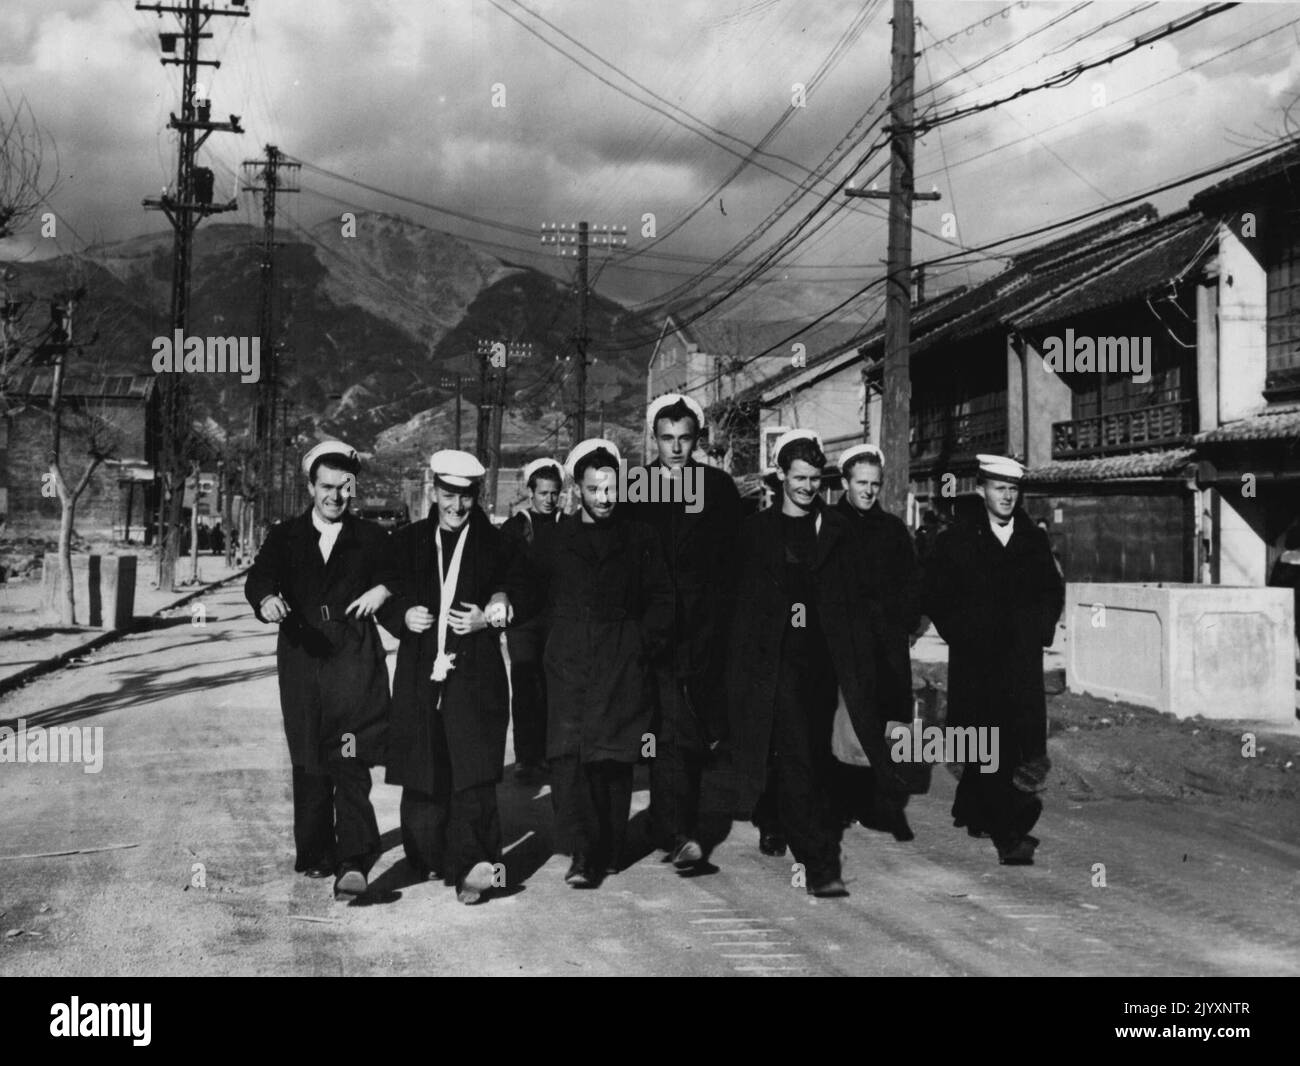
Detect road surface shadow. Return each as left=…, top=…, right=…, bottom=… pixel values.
left=0, top=660, right=279, bottom=731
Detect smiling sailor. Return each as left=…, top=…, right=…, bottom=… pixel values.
left=376, top=448, right=519, bottom=905
left=245, top=439, right=394, bottom=902
left=921, top=453, right=1065, bottom=866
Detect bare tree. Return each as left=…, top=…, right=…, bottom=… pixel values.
left=46, top=281, right=121, bottom=626
left=0, top=91, right=59, bottom=241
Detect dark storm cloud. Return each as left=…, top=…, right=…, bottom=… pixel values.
left=0, top=1, right=1296, bottom=308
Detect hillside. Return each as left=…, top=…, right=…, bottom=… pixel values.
left=2, top=212, right=662, bottom=494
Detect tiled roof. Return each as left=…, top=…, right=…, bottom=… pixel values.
left=1195, top=406, right=1300, bottom=444
left=725, top=203, right=1211, bottom=409
left=1012, top=214, right=1215, bottom=329
left=1025, top=448, right=1196, bottom=484
left=1190, top=141, right=1300, bottom=208
left=915, top=209, right=1186, bottom=354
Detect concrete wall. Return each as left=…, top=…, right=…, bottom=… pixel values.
left=1218, top=491, right=1267, bottom=586
left=1019, top=337, right=1073, bottom=467
left=1196, top=279, right=1219, bottom=431
left=1067, top=580, right=1294, bottom=723
left=1216, top=226, right=1268, bottom=422
left=766, top=360, right=867, bottom=457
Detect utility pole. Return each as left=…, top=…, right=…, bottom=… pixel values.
left=241, top=143, right=299, bottom=536
left=138, top=0, right=247, bottom=591
left=540, top=221, right=626, bottom=442
left=474, top=340, right=492, bottom=459
left=845, top=0, right=939, bottom=520
left=437, top=372, right=465, bottom=449
left=475, top=340, right=534, bottom=517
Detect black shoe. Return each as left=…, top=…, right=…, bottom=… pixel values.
left=996, top=837, right=1037, bottom=866
left=565, top=857, right=594, bottom=887
left=809, top=877, right=850, bottom=898
left=759, top=832, right=787, bottom=857
left=863, top=811, right=914, bottom=842
left=302, top=863, right=333, bottom=879
left=887, top=812, right=915, bottom=842
left=334, top=866, right=367, bottom=900
left=966, top=826, right=989, bottom=839
left=670, top=838, right=704, bottom=869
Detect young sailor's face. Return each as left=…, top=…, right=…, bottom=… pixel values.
left=845, top=462, right=882, bottom=512
left=436, top=486, right=475, bottom=532
left=579, top=466, right=617, bottom=521
left=654, top=418, right=697, bottom=470
left=981, top=478, right=1019, bottom=522
left=781, top=459, right=822, bottom=510
left=311, top=467, right=353, bottom=523
left=531, top=477, right=560, bottom=515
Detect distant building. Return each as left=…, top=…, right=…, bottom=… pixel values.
left=1187, top=142, right=1300, bottom=587
left=0, top=370, right=159, bottom=540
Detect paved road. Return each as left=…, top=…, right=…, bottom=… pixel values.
left=1, top=584, right=1296, bottom=976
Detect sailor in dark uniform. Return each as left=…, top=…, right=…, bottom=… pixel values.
left=922, top=454, right=1065, bottom=865
left=500, top=457, right=564, bottom=786
left=245, top=440, right=393, bottom=901
left=376, top=450, right=518, bottom=904
left=523, top=439, right=673, bottom=888
left=623, top=393, right=741, bottom=869
left=831, top=443, right=924, bottom=841
left=726, top=430, right=888, bottom=898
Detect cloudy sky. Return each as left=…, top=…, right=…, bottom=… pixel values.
left=1, top=0, right=1298, bottom=319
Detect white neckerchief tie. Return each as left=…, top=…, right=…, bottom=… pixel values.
left=432, top=523, right=470, bottom=683
left=311, top=509, right=343, bottom=562
left=989, top=514, right=1013, bottom=547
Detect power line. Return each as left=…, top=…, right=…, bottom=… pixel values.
left=912, top=3, right=1240, bottom=136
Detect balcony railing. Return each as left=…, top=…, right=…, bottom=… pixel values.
left=1051, top=399, right=1194, bottom=459
left=911, top=405, right=1006, bottom=461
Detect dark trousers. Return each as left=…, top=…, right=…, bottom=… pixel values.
left=952, top=763, right=1042, bottom=848
left=509, top=661, right=548, bottom=768
left=650, top=742, right=704, bottom=849
left=550, top=755, right=633, bottom=869
left=832, top=763, right=910, bottom=825
left=400, top=783, right=501, bottom=887
left=398, top=700, right=501, bottom=885
left=754, top=651, right=842, bottom=885
left=291, top=760, right=379, bottom=873
left=507, top=623, right=548, bottom=767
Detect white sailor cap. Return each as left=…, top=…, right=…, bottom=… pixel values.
left=838, top=442, right=885, bottom=472
left=976, top=453, right=1026, bottom=484
left=772, top=428, right=824, bottom=468
left=301, top=439, right=358, bottom=478
left=647, top=393, right=706, bottom=431
left=430, top=449, right=486, bottom=488
left=522, top=456, right=564, bottom=485
left=565, top=438, right=622, bottom=480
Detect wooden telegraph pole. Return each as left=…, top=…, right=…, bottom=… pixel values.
left=539, top=221, right=626, bottom=443
left=138, top=0, right=247, bottom=590
left=845, top=0, right=939, bottom=520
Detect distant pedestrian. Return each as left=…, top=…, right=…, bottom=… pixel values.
left=500, top=457, right=565, bottom=786
left=922, top=455, right=1064, bottom=866
left=245, top=440, right=394, bottom=901
left=377, top=450, right=518, bottom=905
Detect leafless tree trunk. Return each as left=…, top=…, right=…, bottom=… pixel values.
left=47, top=290, right=109, bottom=626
